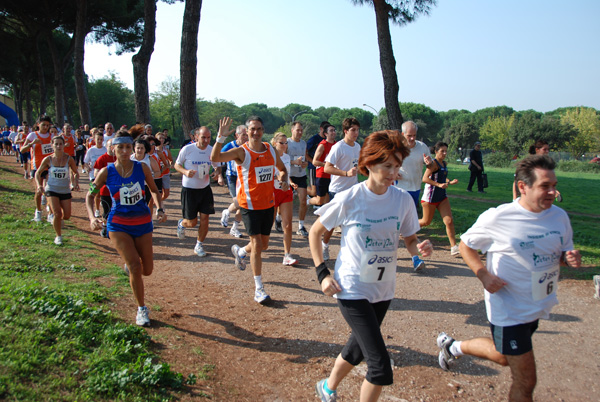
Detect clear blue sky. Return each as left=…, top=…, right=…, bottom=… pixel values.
left=84, top=0, right=600, bottom=113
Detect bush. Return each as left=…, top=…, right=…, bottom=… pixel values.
left=483, top=151, right=513, bottom=168
left=557, top=160, right=600, bottom=173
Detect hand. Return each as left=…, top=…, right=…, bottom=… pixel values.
left=217, top=117, right=234, bottom=141
left=36, top=186, right=44, bottom=194
left=186, top=169, right=197, bottom=178
left=301, top=160, right=309, bottom=168
left=479, top=271, right=507, bottom=293
left=156, top=210, right=167, bottom=223
left=32, top=138, right=41, bottom=144
left=321, top=276, right=342, bottom=297
left=217, top=175, right=225, bottom=186
left=347, top=167, right=357, bottom=177
left=449, top=179, right=458, bottom=185
left=423, top=154, right=432, bottom=165
left=417, top=239, right=433, bottom=257
left=439, top=183, right=449, bottom=189
left=72, top=183, right=80, bottom=191
left=210, top=170, right=219, bottom=180
left=564, top=250, right=581, bottom=268
left=280, top=181, right=290, bottom=192
left=90, top=218, right=103, bottom=231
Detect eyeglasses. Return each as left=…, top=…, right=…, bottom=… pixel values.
left=278, top=142, right=288, bottom=145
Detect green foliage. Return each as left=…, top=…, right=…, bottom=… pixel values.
left=556, top=160, right=600, bottom=173
left=483, top=151, right=513, bottom=168
left=150, top=76, right=182, bottom=140
left=87, top=72, right=136, bottom=127
left=479, top=114, right=516, bottom=154
left=560, top=107, right=600, bottom=159
left=399, top=102, right=443, bottom=144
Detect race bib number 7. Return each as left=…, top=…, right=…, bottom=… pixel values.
left=531, top=266, right=559, bottom=301
left=119, top=182, right=143, bottom=206
left=52, top=167, right=68, bottom=179
left=255, top=166, right=273, bottom=184
left=359, top=251, right=397, bottom=283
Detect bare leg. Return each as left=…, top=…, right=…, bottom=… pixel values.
left=437, top=198, right=457, bottom=247
left=296, top=187, right=307, bottom=221
left=48, top=197, right=62, bottom=236
left=460, top=337, right=508, bottom=366
left=197, top=213, right=209, bottom=242
left=418, top=202, right=435, bottom=227
left=280, top=201, right=293, bottom=254
left=506, top=351, right=536, bottom=402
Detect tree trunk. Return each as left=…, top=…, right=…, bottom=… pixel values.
left=180, top=0, right=202, bottom=137
left=132, top=0, right=156, bottom=124
left=46, top=30, right=74, bottom=127
left=35, top=35, right=48, bottom=117
left=73, top=0, right=92, bottom=126
left=373, top=0, right=403, bottom=130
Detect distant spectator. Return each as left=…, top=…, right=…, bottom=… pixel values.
left=467, top=142, right=484, bottom=193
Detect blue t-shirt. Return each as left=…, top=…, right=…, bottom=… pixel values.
left=222, top=140, right=240, bottom=177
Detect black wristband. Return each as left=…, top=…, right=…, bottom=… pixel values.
left=157, top=208, right=164, bottom=213
left=315, top=262, right=331, bottom=284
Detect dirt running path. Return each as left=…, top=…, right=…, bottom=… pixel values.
left=5, top=156, right=599, bottom=401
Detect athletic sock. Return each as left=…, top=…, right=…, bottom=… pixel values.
left=323, top=379, right=335, bottom=394
left=254, top=275, right=263, bottom=289
left=299, top=220, right=305, bottom=229
left=232, top=220, right=239, bottom=230
left=450, top=341, right=463, bottom=357
left=275, top=214, right=281, bottom=222
left=322, top=241, right=329, bottom=249
left=196, top=240, right=202, bottom=247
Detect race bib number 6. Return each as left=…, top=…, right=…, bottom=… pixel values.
left=359, top=251, right=397, bottom=283
left=119, top=182, right=143, bottom=206
left=531, top=266, right=560, bottom=301
left=255, top=166, right=273, bottom=184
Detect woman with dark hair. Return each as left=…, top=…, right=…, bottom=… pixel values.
left=87, top=131, right=166, bottom=327
left=35, top=135, right=79, bottom=245
left=309, top=130, right=432, bottom=402
left=131, top=137, right=160, bottom=204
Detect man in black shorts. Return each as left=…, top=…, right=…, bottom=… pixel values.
left=286, top=121, right=309, bottom=237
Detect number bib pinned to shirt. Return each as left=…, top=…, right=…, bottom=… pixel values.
left=359, top=250, right=397, bottom=283
left=531, top=265, right=560, bottom=301
left=255, top=166, right=273, bottom=184
left=119, top=182, right=143, bottom=206
left=42, top=143, right=53, bottom=155
left=51, top=167, right=68, bottom=180
left=197, top=163, right=209, bottom=177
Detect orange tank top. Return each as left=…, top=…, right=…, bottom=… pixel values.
left=63, top=134, right=75, bottom=157
left=31, top=131, right=53, bottom=170
left=236, top=142, right=276, bottom=210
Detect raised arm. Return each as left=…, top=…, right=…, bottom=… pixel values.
left=211, top=117, right=244, bottom=164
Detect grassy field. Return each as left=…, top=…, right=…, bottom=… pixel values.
left=0, top=171, right=197, bottom=400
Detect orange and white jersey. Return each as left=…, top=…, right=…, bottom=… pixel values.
left=27, top=131, right=54, bottom=170
left=149, top=153, right=161, bottom=178
left=236, top=142, right=277, bottom=210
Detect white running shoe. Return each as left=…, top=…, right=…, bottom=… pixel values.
left=94, top=210, right=101, bottom=218
left=176, top=219, right=185, bottom=239
left=450, top=245, right=460, bottom=256
left=136, top=306, right=150, bottom=327
left=296, top=226, right=309, bottom=238
left=54, top=236, right=63, bottom=246
left=194, top=243, right=207, bottom=257
left=231, top=244, right=246, bottom=271
left=229, top=226, right=242, bottom=238
left=315, top=379, right=337, bottom=402
left=254, top=287, right=271, bottom=305
left=220, top=209, right=229, bottom=228
left=283, top=254, right=298, bottom=266
left=47, top=213, right=54, bottom=224
left=437, top=332, right=456, bottom=371
left=33, top=210, right=42, bottom=222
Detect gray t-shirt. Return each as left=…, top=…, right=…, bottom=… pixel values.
left=287, top=138, right=307, bottom=177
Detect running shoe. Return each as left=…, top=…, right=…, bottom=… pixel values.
left=194, top=243, right=207, bottom=257
left=283, top=254, right=298, bottom=266
left=297, top=226, right=309, bottom=238
left=315, top=379, right=337, bottom=402
left=54, top=236, right=63, bottom=246
left=101, top=225, right=109, bottom=238
left=136, top=306, right=150, bottom=327
left=323, top=245, right=330, bottom=261
left=41, top=194, right=46, bottom=206
left=593, top=275, right=600, bottom=300
left=220, top=209, right=229, bottom=228
left=176, top=219, right=185, bottom=239
left=123, top=264, right=130, bottom=276
left=33, top=210, right=42, bottom=222
left=413, top=256, right=425, bottom=272
left=254, top=287, right=271, bottom=305
left=231, top=244, right=246, bottom=271
left=94, top=210, right=101, bottom=218
left=437, top=332, right=456, bottom=371
left=275, top=218, right=283, bottom=233
left=47, top=213, right=54, bottom=224
left=450, top=245, right=460, bottom=256
left=229, top=226, right=242, bottom=238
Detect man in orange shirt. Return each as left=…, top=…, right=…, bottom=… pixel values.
left=211, top=116, right=288, bottom=305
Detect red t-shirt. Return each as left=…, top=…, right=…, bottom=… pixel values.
left=94, top=153, right=117, bottom=196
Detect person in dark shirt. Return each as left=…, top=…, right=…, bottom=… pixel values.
left=467, top=142, right=484, bottom=193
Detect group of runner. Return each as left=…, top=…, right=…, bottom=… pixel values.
left=14, top=114, right=583, bottom=402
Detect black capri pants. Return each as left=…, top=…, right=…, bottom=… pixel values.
left=338, top=298, right=393, bottom=386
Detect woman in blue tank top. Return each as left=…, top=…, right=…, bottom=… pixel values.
left=35, top=135, right=80, bottom=246
left=86, top=131, right=167, bottom=327
left=419, top=141, right=460, bottom=257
